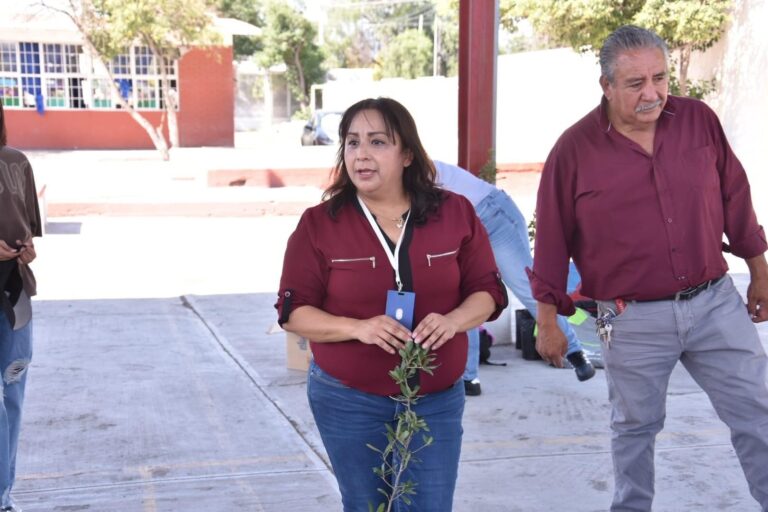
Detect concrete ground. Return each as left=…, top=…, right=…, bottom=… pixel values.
left=9, top=146, right=767, bottom=511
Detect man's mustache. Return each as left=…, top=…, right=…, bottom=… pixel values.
left=635, top=99, right=663, bottom=113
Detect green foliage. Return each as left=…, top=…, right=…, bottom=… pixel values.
left=502, top=0, right=730, bottom=96
left=292, top=104, right=312, bottom=122
left=324, top=0, right=457, bottom=75
left=351, top=0, right=435, bottom=45
left=325, top=31, right=375, bottom=69
left=478, top=149, right=497, bottom=184
left=258, top=1, right=325, bottom=108
left=633, top=0, right=729, bottom=53
left=669, top=75, right=716, bottom=100
left=368, top=340, right=437, bottom=512
left=499, top=0, right=645, bottom=53
left=374, top=29, right=433, bottom=80
left=432, top=0, right=459, bottom=76
left=216, top=0, right=264, bottom=58
left=528, top=212, right=536, bottom=246
left=84, top=0, right=220, bottom=60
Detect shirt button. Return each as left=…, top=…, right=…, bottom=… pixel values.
left=678, top=276, right=686, bottom=280
left=667, top=218, right=673, bottom=223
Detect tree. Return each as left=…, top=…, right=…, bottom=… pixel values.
left=634, top=0, right=729, bottom=96
left=375, top=29, right=433, bottom=80
left=43, top=0, right=220, bottom=160
left=216, top=0, right=264, bottom=59
left=500, top=0, right=730, bottom=97
left=318, top=0, right=462, bottom=77
left=499, top=0, right=645, bottom=52
left=325, top=30, right=376, bottom=69
left=258, top=1, right=325, bottom=112
left=433, top=0, right=459, bottom=76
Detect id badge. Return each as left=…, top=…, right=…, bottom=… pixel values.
left=385, top=290, right=416, bottom=330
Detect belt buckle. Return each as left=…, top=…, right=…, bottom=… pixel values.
left=675, top=279, right=711, bottom=301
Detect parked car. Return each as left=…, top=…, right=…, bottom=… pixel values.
left=301, top=110, right=343, bottom=146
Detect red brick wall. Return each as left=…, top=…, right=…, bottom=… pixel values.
left=4, top=46, right=234, bottom=149
left=178, top=46, right=234, bottom=147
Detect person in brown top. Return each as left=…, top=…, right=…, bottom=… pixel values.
left=530, top=25, right=768, bottom=511
left=0, top=99, right=42, bottom=512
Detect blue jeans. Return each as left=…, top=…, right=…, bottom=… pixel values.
left=474, top=189, right=584, bottom=356
left=0, top=315, right=32, bottom=509
left=307, top=361, right=465, bottom=512
left=462, top=328, right=480, bottom=381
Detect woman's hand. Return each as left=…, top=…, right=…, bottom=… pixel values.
left=353, top=315, right=412, bottom=355
left=16, top=239, right=36, bottom=265
left=412, top=313, right=459, bottom=351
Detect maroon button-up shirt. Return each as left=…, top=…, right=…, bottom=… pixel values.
left=530, top=95, right=767, bottom=316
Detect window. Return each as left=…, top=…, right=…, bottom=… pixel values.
left=0, top=42, right=20, bottom=106
left=110, top=51, right=131, bottom=75
left=136, top=79, right=158, bottom=108
left=135, top=46, right=156, bottom=75
left=0, top=41, right=178, bottom=111
left=0, top=43, right=17, bottom=72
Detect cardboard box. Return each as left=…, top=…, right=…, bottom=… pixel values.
left=285, top=331, right=312, bottom=371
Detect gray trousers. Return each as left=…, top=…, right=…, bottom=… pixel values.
left=598, top=275, right=768, bottom=512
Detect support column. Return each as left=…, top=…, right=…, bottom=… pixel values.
left=458, top=0, right=498, bottom=176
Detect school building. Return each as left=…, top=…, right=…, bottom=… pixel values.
left=0, top=5, right=256, bottom=150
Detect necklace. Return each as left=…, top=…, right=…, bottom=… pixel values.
left=372, top=209, right=409, bottom=229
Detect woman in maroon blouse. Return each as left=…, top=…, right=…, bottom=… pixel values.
left=275, top=97, right=507, bottom=511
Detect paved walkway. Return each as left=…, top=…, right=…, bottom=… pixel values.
left=10, top=147, right=766, bottom=511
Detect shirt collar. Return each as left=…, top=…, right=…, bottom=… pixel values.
left=598, top=95, right=612, bottom=133
left=598, top=94, right=677, bottom=134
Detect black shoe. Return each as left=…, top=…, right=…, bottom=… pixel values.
left=566, top=351, right=596, bottom=382
left=464, top=379, right=482, bottom=396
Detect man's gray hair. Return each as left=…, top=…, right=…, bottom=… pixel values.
left=599, top=25, right=669, bottom=83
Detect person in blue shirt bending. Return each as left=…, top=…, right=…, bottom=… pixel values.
left=434, top=160, right=595, bottom=395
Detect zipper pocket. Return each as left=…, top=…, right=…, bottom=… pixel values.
left=330, top=256, right=376, bottom=269
left=426, top=249, right=458, bottom=267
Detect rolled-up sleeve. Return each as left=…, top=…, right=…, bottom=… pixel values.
left=457, top=197, right=508, bottom=321
left=529, top=140, right=577, bottom=316
left=274, top=210, right=327, bottom=325
left=713, top=111, right=768, bottom=259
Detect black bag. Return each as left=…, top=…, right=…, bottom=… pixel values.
left=515, top=309, right=541, bottom=361
left=479, top=327, right=506, bottom=366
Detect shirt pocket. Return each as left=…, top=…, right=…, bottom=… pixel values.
left=327, top=255, right=379, bottom=299
left=675, top=144, right=718, bottom=190
left=425, top=248, right=459, bottom=268
left=329, top=256, right=377, bottom=270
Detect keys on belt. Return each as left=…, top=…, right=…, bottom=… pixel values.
left=596, top=307, right=616, bottom=347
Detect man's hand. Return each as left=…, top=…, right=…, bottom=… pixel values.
left=535, top=301, right=568, bottom=366
left=746, top=255, right=768, bottom=323
left=536, top=323, right=568, bottom=367
left=747, top=275, right=768, bottom=323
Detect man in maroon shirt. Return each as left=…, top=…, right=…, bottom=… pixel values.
left=530, top=25, right=768, bottom=511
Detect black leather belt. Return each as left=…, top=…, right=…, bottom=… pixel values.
left=636, top=276, right=724, bottom=302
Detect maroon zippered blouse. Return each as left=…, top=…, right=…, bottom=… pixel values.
left=276, top=191, right=507, bottom=395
